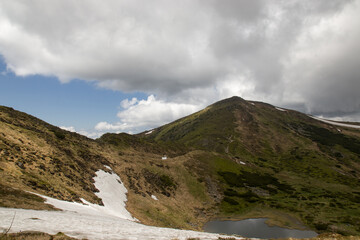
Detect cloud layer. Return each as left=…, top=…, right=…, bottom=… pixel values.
left=1, top=0, right=359, bottom=134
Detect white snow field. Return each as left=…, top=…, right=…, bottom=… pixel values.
left=311, top=116, right=360, bottom=129
left=0, top=167, right=243, bottom=240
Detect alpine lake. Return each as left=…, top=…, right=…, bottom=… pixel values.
left=204, top=218, right=318, bottom=239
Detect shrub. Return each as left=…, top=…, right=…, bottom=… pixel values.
left=223, top=197, right=239, bottom=205
left=53, top=130, right=65, bottom=140
left=224, top=188, right=241, bottom=197
left=314, top=222, right=329, bottom=231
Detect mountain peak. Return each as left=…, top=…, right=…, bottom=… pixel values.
left=211, top=96, right=246, bottom=106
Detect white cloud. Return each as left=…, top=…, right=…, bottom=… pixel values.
left=95, top=122, right=125, bottom=131
left=95, top=95, right=201, bottom=133
left=120, top=98, right=138, bottom=109
left=59, top=126, right=76, bottom=132
left=58, top=126, right=104, bottom=139
left=77, top=130, right=104, bottom=139
left=0, top=0, right=221, bottom=90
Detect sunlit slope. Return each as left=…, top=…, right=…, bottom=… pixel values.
left=0, top=106, right=215, bottom=231
left=0, top=106, right=114, bottom=207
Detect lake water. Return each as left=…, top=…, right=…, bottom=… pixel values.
left=204, top=218, right=318, bottom=239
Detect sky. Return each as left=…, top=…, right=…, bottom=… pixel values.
left=0, top=0, right=359, bottom=138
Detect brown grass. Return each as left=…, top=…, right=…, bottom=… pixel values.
left=0, top=231, right=77, bottom=240
left=0, top=106, right=217, bottom=230
left=110, top=148, right=215, bottom=230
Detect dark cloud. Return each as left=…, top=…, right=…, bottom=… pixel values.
left=282, top=0, right=360, bottom=116
left=211, top=0, right=266, bottom=22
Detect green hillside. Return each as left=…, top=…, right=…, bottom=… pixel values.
left=140, top=96, right=360, bottom=235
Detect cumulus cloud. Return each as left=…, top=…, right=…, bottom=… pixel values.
left=120, top=98, right=138, bottom=109
left=95, top=95, right=201, bottom=133
left=0, top=0, right=359, bottom=132
left=0, top=0, right=222, bottom=92
left=77, top=130, right=104, bottom=139
left=59, top=126, right=76, bottom=132
left=58, top=126, right=103, bottom=139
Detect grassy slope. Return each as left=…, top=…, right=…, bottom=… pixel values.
left=97, top=134, right=215, bottom=230
left=0, top=106, right=214, bottom=231
left=141, top=97, right=360, bottom=235
left=0, top=106, right=114, bottom=207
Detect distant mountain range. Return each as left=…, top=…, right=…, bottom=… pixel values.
left=1, top=96, right=360, bottom=236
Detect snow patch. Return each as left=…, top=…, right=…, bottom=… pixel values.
left=36, top=168, right=135, bottom=221
left=151, top=195, right=158, bottom=201
left=311, top=116, right=360, bottom=129
left=145, top=130, right=154, bottom=135
left=275, top=107, right=286, bottom=112
left=93, top=169, right=135, bottom=221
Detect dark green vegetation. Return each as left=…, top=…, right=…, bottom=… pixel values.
left=1, top=96, right=360, bottom=236
left=291, top=123, right=360, bottom=155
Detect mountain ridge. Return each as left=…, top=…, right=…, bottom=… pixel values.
left=1, top=97, right=360, bottom=236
